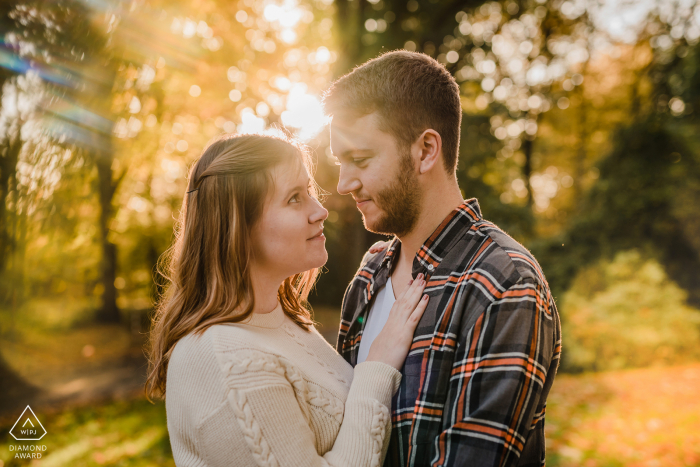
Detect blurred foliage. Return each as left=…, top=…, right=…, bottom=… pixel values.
left=534, top=37, right=700, bottom=308
left=0, top=0, right=698, bottom=387
left=560, top=250, right=700, bottom=372
left=534, top=114, right=700, bottom=301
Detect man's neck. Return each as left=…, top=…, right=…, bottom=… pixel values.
left=397, top=183, right=464, bottom=270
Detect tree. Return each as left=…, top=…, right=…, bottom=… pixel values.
left=535, top=3, right=700, bottom=305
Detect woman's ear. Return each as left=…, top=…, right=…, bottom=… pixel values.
left=416, top=129, right=442, bottom=174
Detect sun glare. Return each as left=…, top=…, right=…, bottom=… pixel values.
left=281, top=84, right=326, bottom=141
left=238, top=108, right=266, bottom=134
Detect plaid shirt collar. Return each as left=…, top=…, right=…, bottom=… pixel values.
left=348, top=198, right=483, bottom=333
left=381, top=197, right=482, bottom=277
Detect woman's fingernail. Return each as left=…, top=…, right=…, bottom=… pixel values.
left=423, top=294, right=428, bottom=300
left=408, top=279, right=413, bottom=285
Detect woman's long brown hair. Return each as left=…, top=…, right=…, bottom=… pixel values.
left=145, top=133, right=320, bottom=400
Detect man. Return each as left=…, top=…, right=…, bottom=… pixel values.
left=323, top=50, right=562, bottom=467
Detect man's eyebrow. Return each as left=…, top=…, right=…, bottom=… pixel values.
left=338, top=149, right=375, bottom=160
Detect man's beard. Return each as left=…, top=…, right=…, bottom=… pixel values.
left=363, top=150, right=421, bottom=237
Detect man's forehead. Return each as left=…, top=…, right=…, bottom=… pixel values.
left=329, top=122, right=363, bottom=152
left=330, top=113, right=385, bottom=152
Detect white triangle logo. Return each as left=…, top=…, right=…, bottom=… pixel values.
left=9, top=406, right=47, bottom=441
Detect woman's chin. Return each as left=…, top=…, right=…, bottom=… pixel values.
left=288, top=252, right=327, bottom=276
left=311, top=251, right=328, bottom=269
left=308, top=250, right=328, bottom=270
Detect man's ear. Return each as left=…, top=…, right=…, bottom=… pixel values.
left=415, top=129, right=442, bottom=174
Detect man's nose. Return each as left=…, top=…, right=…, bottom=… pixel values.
left=337, top=166, right=361, bottom=196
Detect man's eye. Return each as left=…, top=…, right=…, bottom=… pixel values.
left=353, top=158, right=368, bottom=165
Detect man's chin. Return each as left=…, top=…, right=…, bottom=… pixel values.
left=362, top=215, right=393, bottom=236
left=361, top=210, right=416, bottom=237
left=359, top=209, right=379, bottom=230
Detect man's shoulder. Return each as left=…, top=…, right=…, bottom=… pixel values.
left=346, top=246, right=387, bottom=288
left=343, top=243, right=387, bottom=302
left=466, top=218, right=548, bottom=288
left=359, top=246, right=386, bottom=270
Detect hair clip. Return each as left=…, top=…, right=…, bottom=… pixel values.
left=187, top=188, right=198, bottom=194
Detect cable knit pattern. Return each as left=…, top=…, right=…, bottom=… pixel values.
left=282, top=322, right=350, bottom=385
left=165, top=303, right=402, bottom=467
left=228, top=389, right=280, bottom=467
left=369, top=401, right=390, bottom=467
left=219, top=348, right=344, bottom=423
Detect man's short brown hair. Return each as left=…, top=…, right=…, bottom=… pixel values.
left=323, top=50, right=462, bottom=174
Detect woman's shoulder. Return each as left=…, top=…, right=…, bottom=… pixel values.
left=170, top=328, right=215, bottom=367
left=169, top=325, right=273, bottom=374
left=205, top=325, right=287, bottom=373
left=168, top=326, right=286, bottom=394
left=206, top=323, right=277, bottom=355
left=166, top=330, right=224, bottom=409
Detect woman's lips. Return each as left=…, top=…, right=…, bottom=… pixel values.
left=308, top=231, right=325, bottom=241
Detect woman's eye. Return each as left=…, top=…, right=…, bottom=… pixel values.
left=289, top=194, right=300, bottom=204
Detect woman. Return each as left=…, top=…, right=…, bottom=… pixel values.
left=146, top=133, right=429, bottom=467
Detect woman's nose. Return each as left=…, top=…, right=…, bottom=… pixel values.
left=310, top=198, right=328, bottom=224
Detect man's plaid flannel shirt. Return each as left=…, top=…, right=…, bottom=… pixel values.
left=337, top=199, right=562, bottom=467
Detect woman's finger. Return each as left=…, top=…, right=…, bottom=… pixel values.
left=400, top=275, right=426, bottom=317
left=407, top=294, right=429, bottom=326
left=369, top=240, right=391, bottom=253
left=394, top=274, right=417, bottom=306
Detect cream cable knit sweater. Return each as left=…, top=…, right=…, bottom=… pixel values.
left=165, top=303, right=402, bottom=467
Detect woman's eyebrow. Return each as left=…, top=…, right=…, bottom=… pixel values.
left=283, top=177, right=311, bottom=199
left=283, top=185, right=303, bottom=198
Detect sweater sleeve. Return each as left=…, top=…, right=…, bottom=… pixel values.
left=215, top=348, right=401, bottom=467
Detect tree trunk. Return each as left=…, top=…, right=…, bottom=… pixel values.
left=0, top=111, right=23, bottom=308
left=80, top=52, right=121, bottom=324
left=95, top=147, right=120, bottom=323
left=522, top=133, right=535, bottom=208
left=574, top=81, right=587, bottom=202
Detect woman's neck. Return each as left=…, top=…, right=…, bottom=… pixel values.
left=250, top=265, right=283, bottom=314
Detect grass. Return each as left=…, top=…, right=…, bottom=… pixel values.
left=545, top=364, right=700, bottom=467
left=0, top=363, right=698, bottom=466
left=0, top=398, right=173, bottom=467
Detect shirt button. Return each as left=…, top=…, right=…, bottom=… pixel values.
left=427, top=264, right=434, bottom=271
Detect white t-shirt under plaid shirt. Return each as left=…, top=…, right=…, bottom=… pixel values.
left=357, top=277, right=397, bottom=364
